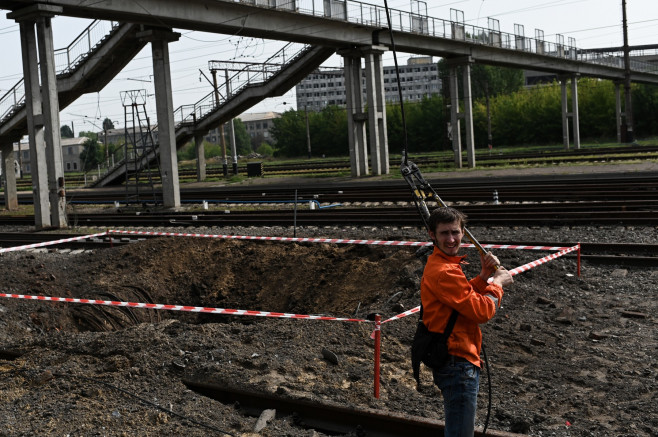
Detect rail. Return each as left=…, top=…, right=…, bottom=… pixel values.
left=0, top=20, right=120, bottom=124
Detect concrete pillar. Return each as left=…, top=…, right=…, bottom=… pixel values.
left=36, top=14, right=66, bottom=228
left=571, top=74, right=580, bottom=149
left=341, top=50, right=368, bottom=177
left=15, top=13, right=52, bottom=228
left=462, top=63, right=476, bottom=168
left=139, top=28, right=181, bottom=208
left=449, top=66, right=462, bottom=168
left=615, top=82, right=623, bottom=143
left=363, top=45, right=389, bottom=175
left=224, top=69, right=238, bottom=175
left=560, top=76, right=570, bottom=148
left=1, top=142, right=18, bottom=210
left=194, top=132, right=206, bottom=181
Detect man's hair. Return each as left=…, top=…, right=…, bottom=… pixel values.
left=428, top=207, right=467, bottom=232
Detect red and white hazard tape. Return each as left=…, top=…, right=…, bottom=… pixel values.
left=0, top=231, right=579, bottom=327
left=0, top=293, right=368, bottom=323
left=0, top=232, right=108, bottom=254
left=382, top=244, right=580, bottom=324
left=107, top=229, right=572, bottom=251
left=506, top=244, right=580, bottom=276
left=108, top=229, right=432, bottom=247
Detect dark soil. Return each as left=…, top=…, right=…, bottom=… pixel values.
left=0, top=224, right=656, bottom=437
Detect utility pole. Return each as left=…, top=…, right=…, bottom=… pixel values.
left=305, top=105, right=311, bottom=158
left=622, top=0, right=634, bottom=143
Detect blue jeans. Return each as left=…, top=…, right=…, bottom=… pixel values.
left=432, top=360, right=480, bottom=437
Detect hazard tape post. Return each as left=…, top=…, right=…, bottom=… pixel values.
left=373, top=315, right=382, bottom=398
left=0, top=230, right=582, bottom=399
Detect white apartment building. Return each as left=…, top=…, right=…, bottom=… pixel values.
left=13, top=137, right=87, bottom=175
left=296, top=56, right=441, bottom=111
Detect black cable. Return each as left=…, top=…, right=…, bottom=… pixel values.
left=482, top=344, right=492, bottom=434
left=382, top=0, right=410, bottom=167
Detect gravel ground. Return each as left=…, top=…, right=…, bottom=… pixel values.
left=0, top=220, right=656, bottom=437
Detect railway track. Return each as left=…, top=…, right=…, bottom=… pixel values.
left=82, top=172, right=658, bottom=204
left=6, top=146, right=658, bottom=190
left=182, top=379, right=523, bottom=437
left=0, top=200, right=656, bottom=227
left=3, top=173, right=657, bottom=227
left=2, top=233, right=657, bottom=267
left=5, top=171, right=658, bottom=206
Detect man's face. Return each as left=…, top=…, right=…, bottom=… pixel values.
left=429, top=220, right=463, bottom=257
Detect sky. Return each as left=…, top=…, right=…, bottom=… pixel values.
left=0, top=0, right=656, bottom=136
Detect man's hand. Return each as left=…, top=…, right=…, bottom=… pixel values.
left=491, top=266, right=514, bottom=287
left=479, top=251, right=500, bottom=281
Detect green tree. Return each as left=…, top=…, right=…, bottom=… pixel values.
left=79, top=131, right=98, bottom=142
left=102, top=118, right=115, bottom=131
left=60, top=124, right=74, bottom=138
left=310, top=105, right=348, bottom=156
left=79, top=137, right=104, bottom=171
left=271, top=110, right=308, bottom=157
left=632, top=84, right=658, bottom=137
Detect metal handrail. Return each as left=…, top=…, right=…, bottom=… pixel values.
left=172, top=42, right=310, bottom=128
left=0, top=20, right=120, bottom=124
left=240, top=0, right=658, bottom=75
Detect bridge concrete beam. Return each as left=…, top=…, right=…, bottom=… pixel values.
left=194, top=131, right=206, bottom=182
left=36, top=13, right=67, bottom=228
left=446, top=57, right=477, bottom=169
left=1, top=0, right=374, bottom=47
left=558, top=74, right=581, bottom=150
left=362, top=45, right=388, bottom=176
left=341, top=49, right=368, bottom=177
left=17, top=18, right=51, bottom=228
left=10, top=4, right=68, bottom=228
left=3, top=0, right=657, bottom=87
left=139, top=27, right=181, bottom=208
left=1, top=141, right=18, bottom=210
left=385, top=33, right=658, bottom=85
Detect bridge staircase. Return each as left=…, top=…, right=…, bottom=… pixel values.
left=0, top=20, right=147, bottom=145
left=91, top=43, right=335, bottom=187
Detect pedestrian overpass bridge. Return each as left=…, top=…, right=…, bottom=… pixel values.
left=1, top=0, right=657, bottom=228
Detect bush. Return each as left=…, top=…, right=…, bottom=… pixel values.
left=256, top=143, right=275, bottom=157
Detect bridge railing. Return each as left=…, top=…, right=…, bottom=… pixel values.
left=578, top=52, right=658, bottom=73
left=236, top=0, right=657, bottom=75
left=54, top=20, right=120, bottom=74
left=172, top=42, right=309, bottom=129
left=0, top=79, right=25, bottom=124
left=0, top=20, right=119, bottom=125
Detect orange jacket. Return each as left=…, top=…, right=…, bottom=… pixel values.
left=420, top=248, right=503, bottom=368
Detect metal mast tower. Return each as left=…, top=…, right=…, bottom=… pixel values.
left=120, top=90, right=159, bottom=204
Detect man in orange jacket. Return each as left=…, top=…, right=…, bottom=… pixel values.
left=421, top=207, right=513, bottom=436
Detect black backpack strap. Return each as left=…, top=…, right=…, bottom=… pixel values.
left=441, top=309, right=459, bottom=340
